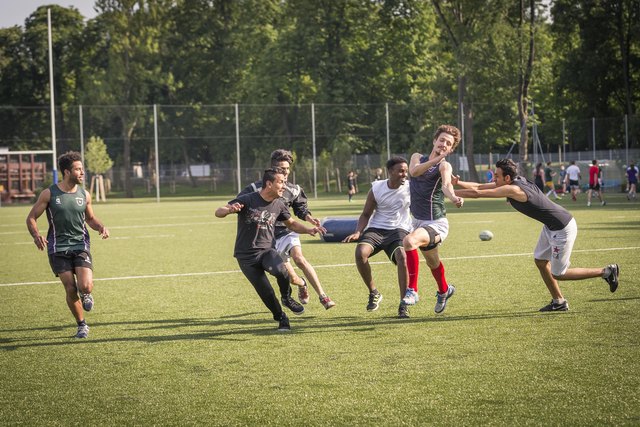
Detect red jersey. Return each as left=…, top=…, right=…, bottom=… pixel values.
left=589, top=165, right=599, bottom=185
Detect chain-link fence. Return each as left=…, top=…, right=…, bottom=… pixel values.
left=1, top=104, right=638, bottom=201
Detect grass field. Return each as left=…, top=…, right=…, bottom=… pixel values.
left=1, top=192, right=639, bottom=425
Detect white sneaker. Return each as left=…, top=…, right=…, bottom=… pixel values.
left=75, top=324, right=89, bottom=338
left=402, top=288, right=419, bottom=305
left=434, top=285, right=455, bottom=314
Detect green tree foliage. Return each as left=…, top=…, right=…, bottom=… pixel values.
left=85, top=136, right=114, bottom=174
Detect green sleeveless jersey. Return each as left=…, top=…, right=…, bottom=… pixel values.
left=46, top=184, right=90, bottom=254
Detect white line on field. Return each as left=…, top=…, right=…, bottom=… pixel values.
left=2, top=246, right=638, bottom=288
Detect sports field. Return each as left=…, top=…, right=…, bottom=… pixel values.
left=1, top=194, right=639, bottom=425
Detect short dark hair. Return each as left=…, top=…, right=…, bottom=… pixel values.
left=592, top=159, right=598, bottom=165
left=496, top=158, right=518, bottom=180
left=262, top=167, right=285, bottom=187
left=386, top=156, right=408, bottom=171
left=270, top=149, right=294, bottom=166
left=58, top=151, right=82, bottom=175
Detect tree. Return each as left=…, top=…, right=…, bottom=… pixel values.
left=85, top=136, right=113, bottom=174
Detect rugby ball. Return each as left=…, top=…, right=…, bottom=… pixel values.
left=479, top=230, right=493, bottom=241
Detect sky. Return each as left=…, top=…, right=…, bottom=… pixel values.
left=0, top=0, right=97, bottom=28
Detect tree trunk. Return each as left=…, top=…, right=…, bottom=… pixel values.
left=120, top=115, right=136, bottom=198
left=465, top=105, right=479, bottom=182
left=183, top=141, right=197, bottom=187
left=517, top=0, right=535, bottom=162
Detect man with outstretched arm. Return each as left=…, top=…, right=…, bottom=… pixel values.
left=216, top=167, right=326, bottom=331
left=342, top=157, right=412, bottom=318
left=454, top=158, right=619, bottom=312
left=402, top=124, right=464, bottom=315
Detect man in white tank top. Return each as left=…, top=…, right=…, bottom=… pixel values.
left=343, top=157, right=413, bottom=318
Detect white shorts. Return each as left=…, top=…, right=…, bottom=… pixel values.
left=533, top=218, right=577, bottom=276
left=411, top=217, right=450, bottom=246
left=275, top=232, right=301, bottom=262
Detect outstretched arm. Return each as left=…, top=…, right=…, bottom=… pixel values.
left=456, top=184, right=526, bottom=201
left=343, top=190, right=376, bottom=242
left=215, top=202, right=243, bottom=218
left=283, top=218, right=326, bottom=236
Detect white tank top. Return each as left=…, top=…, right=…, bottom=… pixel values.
left=367, top=179, right=412, bottom=232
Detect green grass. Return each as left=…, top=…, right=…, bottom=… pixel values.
left=1, top=193, right=639, bottom=425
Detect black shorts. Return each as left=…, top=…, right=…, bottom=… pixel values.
left=569, top=179, right=579, bottom=188
left=358, top=227, right=408, bottom=264
left=48, top=250, right=93, bottom=276
left=589, top=183, right=600, bottom=191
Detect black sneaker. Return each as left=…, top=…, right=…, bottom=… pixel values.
left=604, top=264, right=619, bottom=293
left=281, top=296, right=305, bottom=315
left=366, top=291, right=383, bottom=311
left=539, top=300, right=569, bottom=312
left=277, top=313, right=291, bottom=332
left=398, top=303, right=410, bottom=319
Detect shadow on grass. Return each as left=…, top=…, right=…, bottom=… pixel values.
left=587, top=296, right=640, bottom=302
left=0, top=309, right=547, bottom=351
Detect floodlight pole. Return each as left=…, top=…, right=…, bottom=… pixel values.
left=385, top=103, right=391, bottom=160
left=311, top=103, right=317, bottom=199
left=624, top=114, right=629, bottom=166
left=235, top=104, right=241, bottom=194
left=153, top=104, right=160, bottom=203
left=460, top=102, right=466, bottom=180
left=79, top=105, right=84, bottom=165
left=47, top=8, right=58, bottom=183
left=592, top=117, right=596, bottom=159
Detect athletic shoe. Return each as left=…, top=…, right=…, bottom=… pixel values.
left=398, top=303, right=410, bottom=319
left=277, top=313, right=291, bottom=332
left=80, top=293, right=94, bottom=312
left=366, top=292, right=383, bottom=311
left=402, top=288, right=419, bottom=306
left=604, top=264, right=619, bottom=293
left=601, top=201, right=606, bottom=206
left=75, top=324, right=89, bottom=339
left=320, top=295, right=336, bottom=310
left=587, top=202, right=591, bottom=207
left=434, top=285, right=455, bottom=314
left=281, top=296, right=305, bottom=315
left=539, top=300, right=569, bottom=312
left=298, top=278, right=310, bottom=304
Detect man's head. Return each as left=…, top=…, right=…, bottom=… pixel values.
left=262, top=167, right=286, bottom=198
left=270, top=149, right=293, bottom=180
left=494, top=158, right=518, bottom=187
left=432, top=125, right=461, bottom=155
left=546, top=161, right=552, bottom=166
left=592, top=159, right=598, bottom=165
left=386, top=156, right=408, bottom=185
left=58, top=151, right=84, bottom=183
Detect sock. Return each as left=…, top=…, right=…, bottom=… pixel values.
left=431, top=262, right=448, bottom=294
left=553, top=298, right=565, bottom=304
left=602, top=266, right=610, bottom=278
left=406, top=249, right=419, bottom=292
left=77, top=319, right=86, bottom=327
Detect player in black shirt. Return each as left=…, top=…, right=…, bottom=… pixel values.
left=215, top=168, right=325, bottom=331
left=454, top=158, right=619, bottom=312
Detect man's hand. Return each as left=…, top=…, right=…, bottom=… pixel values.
left=32, top=234, right=47, bottom=251
left=342, top=231, right=361, bottom=243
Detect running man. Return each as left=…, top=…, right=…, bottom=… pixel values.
left=239, top=149, right=335, bottom=309
left=216, top=168, right=325, bottom=331
left=627, top=163, right=638, bottom=200
left=454, top=158, right=619, bottom=312
left=587, top=159, right=606, bottom=207
left=402, top=124, right=464, bottom=314
left=544, top=161, right=561, bottom=200
left=565, top=160, right=581, bottom=201
left=342, top=157, right=412, bottom=318
left=26, top=151, right=110, bottom=339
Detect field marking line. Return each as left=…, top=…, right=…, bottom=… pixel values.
left=0, top=221, right=235, bottom=235
left=2, top=246, right=638, bottom=288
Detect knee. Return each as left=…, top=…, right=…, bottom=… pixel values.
left=291, top=252, right=306, bottom=267
left=354, top=248, right=368, bottom=265
left=534, top=258, right=548, bottom=270
left=403, top=235, right=417, bottom=250
left=394, top=250, right=407, bottom=266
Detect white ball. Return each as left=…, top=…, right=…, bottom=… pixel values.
left=479, top=230, right=493, bottom=241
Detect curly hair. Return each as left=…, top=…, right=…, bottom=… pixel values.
left=58, top=151, right=82, bottom=175
left=434, top=125, right=462, bottom=151
left=270, top=149, right=294, bottom=166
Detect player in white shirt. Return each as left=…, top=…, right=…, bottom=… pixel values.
left=343, top=157, right=413, bottom=318
left=565, top=161, right=582, bottom=201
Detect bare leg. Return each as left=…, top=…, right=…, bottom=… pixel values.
left=283, top=261, right=305, bottom=287
left=59, top=271, right=83, bottom=323
left=394, top=248, right=408, bottom=299
left=556, top=267, right=605, bottom=281
left=354, top=244, right=376, bottom=293
left=290, top=246, right=326, bottom=297
left=74, top=267, right=94, bottom=294
left=534, top=259, right=563, bottom=300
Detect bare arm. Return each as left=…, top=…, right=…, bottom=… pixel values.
left=215, top=202, right=243, bottom=218
left=26, top=189, right=51, bottom=251
left=455, top=184, right=527, bottom=202
left=283, top=217, right=326, bottom=236
left=453, top=175, right=497, bottom=190
left=408, top=152, right=447, bottom=177
left=343, top=190, right=376, bottom=242
left=84, top=191, right=109, bottom=239
left=439, top=161, right=463, bottom=208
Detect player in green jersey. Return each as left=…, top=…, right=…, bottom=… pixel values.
left=26, top=152, right=110, bottom=338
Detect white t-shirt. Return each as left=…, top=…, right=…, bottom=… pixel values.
left=566, top=164, right=581, bottom=181
left=367, top=179, right=412, bottom=232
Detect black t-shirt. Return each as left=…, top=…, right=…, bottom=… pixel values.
left=228, top=192, right=291, bottom=262
left=508, top=176, right=573, bottom=231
